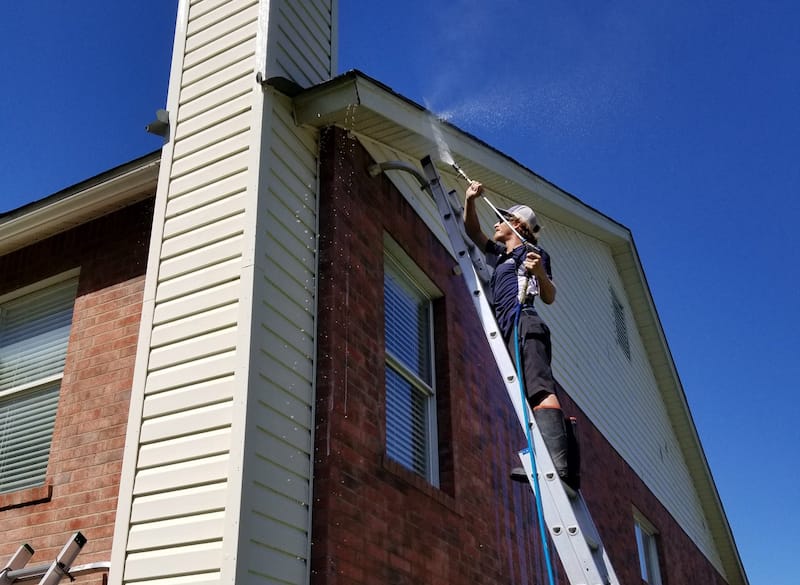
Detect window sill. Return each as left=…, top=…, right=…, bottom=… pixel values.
left=0, top=484, right=53, bottom=511
left=381, top=456, right=461, bottom=515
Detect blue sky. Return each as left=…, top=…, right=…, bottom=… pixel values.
left=2, top=2, right=798, bottom=583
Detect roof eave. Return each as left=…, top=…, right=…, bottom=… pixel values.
left=0, top=151, right=161, bottom=256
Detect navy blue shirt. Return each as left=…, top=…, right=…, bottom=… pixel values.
left=485, top=240, right=553, bottom=339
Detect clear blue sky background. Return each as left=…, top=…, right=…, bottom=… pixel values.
left=1, top=2, right=798, bottom=584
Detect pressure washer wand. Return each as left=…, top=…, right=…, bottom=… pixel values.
left=451, top=162, right=473, bottom=184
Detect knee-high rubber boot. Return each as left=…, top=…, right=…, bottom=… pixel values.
left=533, top=406, right=570, bottom=482
left=565, top=416, right=581, bottom=491
left=510, top=407, right=578, bottom=490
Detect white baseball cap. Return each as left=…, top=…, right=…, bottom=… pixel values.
left=497, top=204, right=540, bottom=235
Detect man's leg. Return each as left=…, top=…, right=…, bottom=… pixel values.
left=510, top=315, right=578, bottom=490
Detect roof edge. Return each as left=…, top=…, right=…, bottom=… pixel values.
left=0, top=151, right=161, bottom=256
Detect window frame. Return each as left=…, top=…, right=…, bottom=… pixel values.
left=633, top=509, right=664, bottom=585
left=0, top=269, right=79, bottom=495
left=383, top=235, right=442, bottom=486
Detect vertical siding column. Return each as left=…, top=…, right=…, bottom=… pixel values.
left=110, top=2, right=336, bottom=585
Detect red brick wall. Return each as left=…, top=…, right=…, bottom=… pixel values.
left=314, top=127, right=553, bottom=585
left=312, top=127, right=729, bottom=585
left=0, top=198, right=153, bottom=583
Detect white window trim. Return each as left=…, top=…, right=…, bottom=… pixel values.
left=0, top=268, right=80, bottom=305
left=0, top=268, right=79, bottom=494
left=633, top=508, right=663, bottom=585
left=384, top=234, right=442, bottom=486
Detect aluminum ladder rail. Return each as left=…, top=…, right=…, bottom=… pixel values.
left=0, top=533, right=107, bottom=585
left=419, top=155, right=620, bottom=585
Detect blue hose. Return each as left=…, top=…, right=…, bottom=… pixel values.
left=514, top=304, right=556, bottom=585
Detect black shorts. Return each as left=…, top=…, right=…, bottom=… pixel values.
left=505, top=311, right=557, bottom=405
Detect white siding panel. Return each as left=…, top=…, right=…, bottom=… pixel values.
left=250, top=484, right=308, bottom=529
left=167, top=151, right=249, bottom=199
left=184, top=21, right=255, bottom=71
left=172, top=111, right=251, bottom=162
left=148, top=327, right=238, bottom=371
left=160, top=213, right=245, bottom=260
left=248, top=457, right=309, bottom=505
left=261, top=279, right=314, bottom=336
left=141, top=401, right=234, bottom=443
left=262, top=225, right=314, bottom=284
left=250, top=512, right=308, bottom=558
left=252, top=407, right=311, bottom=458
left=151, top=303, right=239, bottom=348
left=182, top=41, right=256, bottom=88
left=153, top=281, right=240, bottom=325
left=258, top=310, right=312, bottom=365
left=143, top=377, right=235, bottom=418
left=179, top=59, right=254, bottom=106
left=124, top=543, right=223, bottom=582
left=144, top=351, right=237, bottom=396
left=131, top=482, right=227, bottom=524
left=177, top=76, right=252, bottom=124
left=164, top=192, right=246, bottom=241
left=276, top=4, right=328, bottom=78
left=124, top=572, right=220, bottom=585
left=186, top=0, right=257, bottom=41
left=270, top=1, right=332, bottom=86
left=165, top=172, right=247, bottom=220
left=133, top=455, right=229, bottom=496
left=175, top=94, right=252, bottom=143
left=247, top=546, right=306, bottom=585
left=187, top=0, right=232, bottom=20
left=128, top=512, right=226, bottom=551
left=170, top=131, right=249, bottom=179
left=158, top=235, right=244, bottom=281
left=257, top=355, right=313, bottom=403
left=154, top=260, right=241, bottom=304
left=138, top=428, right=231, bottom=470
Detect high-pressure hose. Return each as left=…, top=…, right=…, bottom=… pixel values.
left=514, top=306, right=557, bottom=585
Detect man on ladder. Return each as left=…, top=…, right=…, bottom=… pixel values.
left=463, top=180, right=579, bottom=491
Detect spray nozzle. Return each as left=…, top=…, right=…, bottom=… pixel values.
left=451, top=162, right=472, bottom=183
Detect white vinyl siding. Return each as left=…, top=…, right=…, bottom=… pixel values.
left=383, top=250, right=439, bottom=484
left=243, top=94, right=320, bottom=585
left=0, top=274, right=78, bottom=493
left=115, top=1, right=258, bottom=583
left=113, top=1, right=332, bottom=584
left=266, top=1, right=334, bottom=87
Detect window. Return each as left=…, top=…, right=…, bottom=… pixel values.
left=610, top=285, right=630, bottom=360
left=634, top=512, right=663, bottom=585
left=0, top=273, right=78, bottom=494
left=383, top=242, right=440, bottom=485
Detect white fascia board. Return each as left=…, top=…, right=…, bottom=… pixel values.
left=0, top=154, right=160, bottom=256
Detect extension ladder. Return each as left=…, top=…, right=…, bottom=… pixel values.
left=0, top=532, right=107, bottom=585
left=419, top=155, right=620, bottom=585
